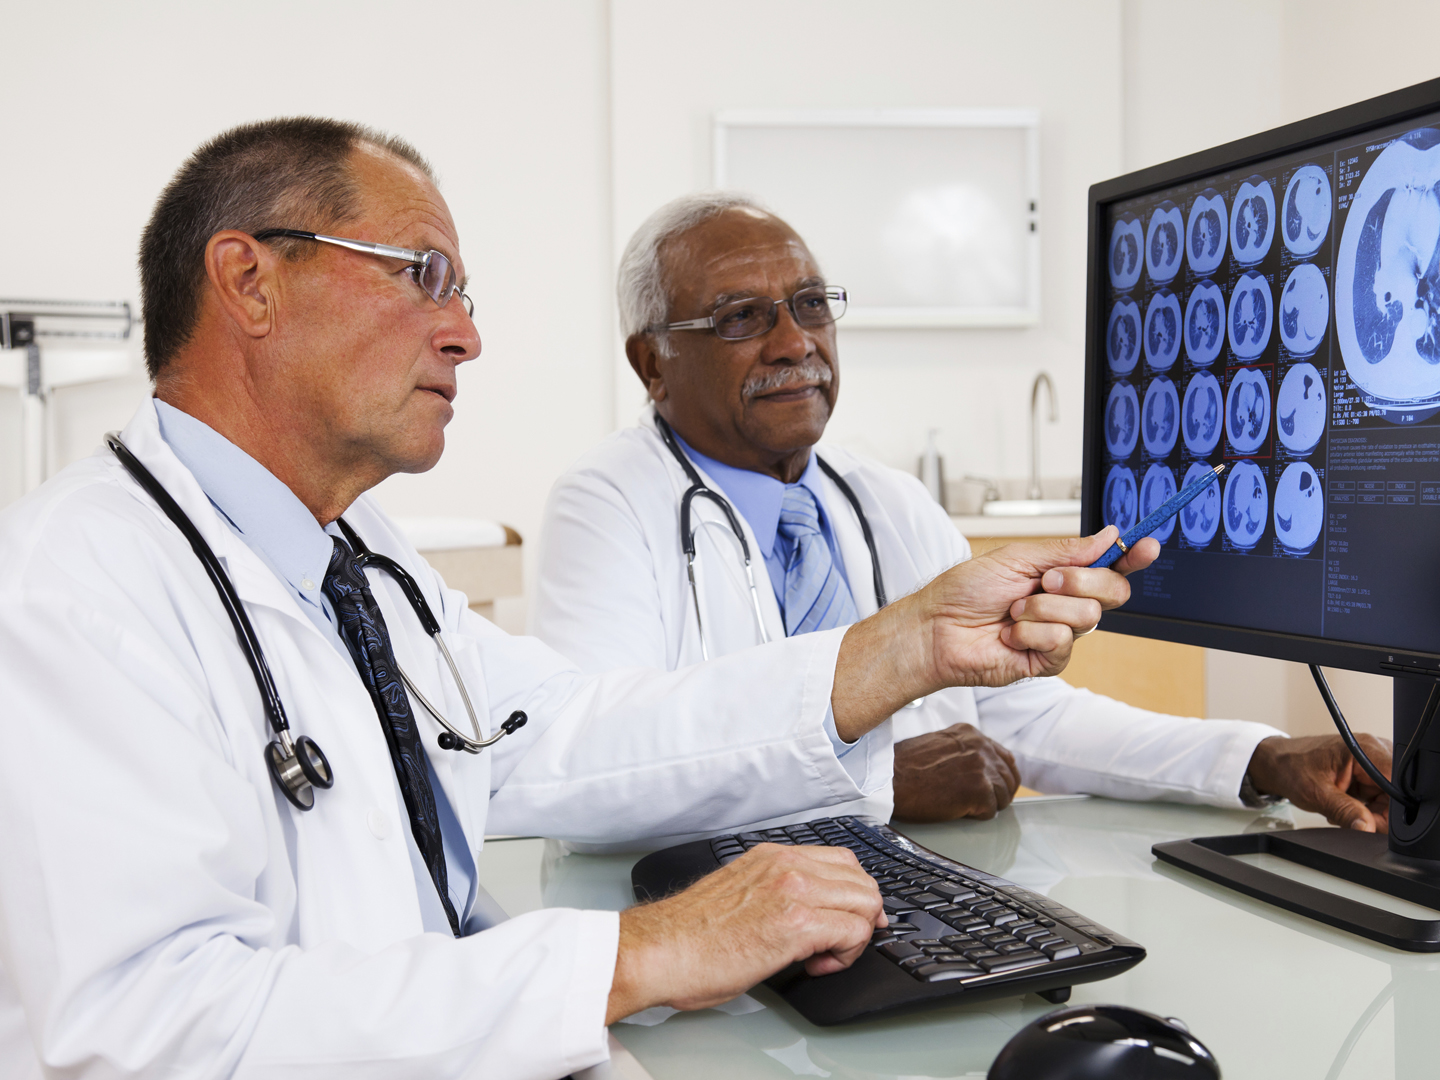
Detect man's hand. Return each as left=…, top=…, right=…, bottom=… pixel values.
left=1246, top=734, right=1395, bottom=832
left=832, top=527, right=1157, bottom=741
left=892, top=723, right=1020, bottom=823
left=606, top=843, right=884, bottom=1024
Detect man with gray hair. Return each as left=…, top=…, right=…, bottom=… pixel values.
left=532, top=192, right=1393, bottom=833
left=0, top=119, right=1144, bottom=1078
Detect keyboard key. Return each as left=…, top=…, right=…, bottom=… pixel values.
left=912, top=961, right=982, bottom=982
left=886, top=921, right=920, bottom=935
left=987, top=911, right=1020, bottom=926
left=970, top=901, right=1002, bottom=915
left=962, top=948, right=1000, bottom=962
left=946, top=917, right=990, bottom=933
left=909, top=874, right=941, bottom=887
left=736, top=832, right=765, bottom=843
left=921, top=945, right=957, bottom=956
left=883, top=897, right=919, bottom=917
left=941, top=934, right=980, bottom=948
left=977, top=952, right=1047, bottom=973
left=909, top=893, right=949, bottom=909
left=930, top=882, right=979, bottom=901
left=997, top=941, right=1036, bottom=954
left=879, top=941, right=922, bottom=964
left=1041, top=942, right=1082, bottom=960
left=1030, top=935, right=1066, bottom=950
left=1015, top=926, right=1051, bottom=942
left=1037, top=917, right=1057, bottom=927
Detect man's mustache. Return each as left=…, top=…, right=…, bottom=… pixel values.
left=742, top=362, right=833, bottom=399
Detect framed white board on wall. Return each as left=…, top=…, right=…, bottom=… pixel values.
left=714, top=109, right=1040, bottom=328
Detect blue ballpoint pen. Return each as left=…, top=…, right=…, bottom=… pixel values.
left=1090, top=463, right=1226, bottom=568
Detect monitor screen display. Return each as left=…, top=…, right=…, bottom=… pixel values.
left=1089, top=103, right=1440, bottom=661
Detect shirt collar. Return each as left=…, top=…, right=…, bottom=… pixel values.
left=673, top=432, right=828, bottom=553
left=153, top=399, right=335, bottom=608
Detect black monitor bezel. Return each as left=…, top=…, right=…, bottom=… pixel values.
left=1082, top=76, right=1440, bottom=677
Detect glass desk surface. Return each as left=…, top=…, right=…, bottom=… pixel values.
left=477, top=798, right=1440, bottom=1080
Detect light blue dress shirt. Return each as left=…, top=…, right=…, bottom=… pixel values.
left=154, top=400, right=480, bottom=935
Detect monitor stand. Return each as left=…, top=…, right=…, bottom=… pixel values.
left=1153, top=673, right=1440, bottom=951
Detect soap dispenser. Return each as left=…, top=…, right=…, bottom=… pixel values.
left=918, top=429, right=946, bottom=509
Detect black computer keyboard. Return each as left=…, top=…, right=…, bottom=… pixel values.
left=631, top=815, right=1145, bottom=1025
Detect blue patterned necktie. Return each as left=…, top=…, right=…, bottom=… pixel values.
left=323, top=536, right=460, bottom=936
left=777, top=484, right=859, bottom=636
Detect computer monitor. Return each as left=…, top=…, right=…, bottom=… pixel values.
left=1081, top=76, right=1440, bottom=948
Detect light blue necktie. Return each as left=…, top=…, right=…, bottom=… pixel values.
left=777, top=484, right=859, bottom=636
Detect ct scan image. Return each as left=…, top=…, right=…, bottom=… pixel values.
left=1107, top=297, right=1142, bottom=374
left=1142, top=376, right=1180, bottom=456
left=1223, top=460, right=1269, bottom=550
left=1140, top=464, right=1178, bottom=543
left=1231, top=175, right=1277, bottom=265
left=1228, top=271, right=1273, bottom=361
left=1144, top=290, right=1182, bottom=370
left=1179, top=461, right=1223, bottom=547
left=1110, top=213, right=1144, bottom=291
left=1185, top=280, right=1225, bottom=366
left=1276, top=361, right=1327, bottom=455
left=1227, top=367, right=1271, bottom=454
left=1103, top=464, right=1139, bottom=533
left=1187, top=188, right=1228, bottom=277
left=1283, top=164, right=1332, bottom=257
left=1335, top=126, right=1440, bottom=408
left=1273, top=461, right=1324, bottom=554
left=1105, top=381, right=1140, bottom=458
left=1146, top=200, right=1185, bottom=284
left=1182, top=371, right=1223, bottom=455
left=1279, top=262, right=1329, bottom=356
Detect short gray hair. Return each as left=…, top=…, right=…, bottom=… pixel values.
left=616, top=191, right=773, bottom=356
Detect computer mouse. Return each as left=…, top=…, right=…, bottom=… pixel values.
left=988, top=1004, right=1220, bottom=1079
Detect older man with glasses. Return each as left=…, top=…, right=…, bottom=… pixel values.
left=531, top=192, right=1394, bottom=837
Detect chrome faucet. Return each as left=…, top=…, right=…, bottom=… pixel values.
left=1029, top=371, right=1057, bottom=501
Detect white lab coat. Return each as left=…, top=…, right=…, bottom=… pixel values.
left=0, top=400, right=884, bottom=1080
left=531, top=412, right=1284, bottom=832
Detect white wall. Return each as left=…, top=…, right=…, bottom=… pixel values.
left=1, top=1, right=1436, bottom=712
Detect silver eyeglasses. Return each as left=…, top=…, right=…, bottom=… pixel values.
left=253, top=229, right=475, bottom=317
left=659, top=285, right=847, bottom=342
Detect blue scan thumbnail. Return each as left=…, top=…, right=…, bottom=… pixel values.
left=1273, top=461, right=1323, bottom=554
left=1103, top=465, right=1139, bottom=533
left=1283, top=164, right=1332, bottom=257
left=1279, top=262, right=1329, bottom=357
left=1223, top=460, right=1269, bottom=550
left=1226, top=367, right=1271, bottom=454
left=1276, top=361, right=1326, bottom=456
left=1179, top=461, right=1222, bottom=547
left=1144, top=290, right=1182, bottom=371
left=1105, top=381, right=1140, bottom=459
left=1335, top=127, right=1440, bottom=411
left=1146, top=201, right=1185, bottom=284
left=1228, top=271, right=1273, bottom=360
left=1187, top=188, right=1228, bottom=277
left=1142, top=376, right=1180, bottom=457
left=1109, top=213, right=1144, bottom=291
left=1230, top=175, right=1276, bottom=265
left=1182, top=371, right=1223, bottom=456
left=1184, top=280, right=1225, bottom=367
left=1140, top=464, right=1178, bottom=543
left=1107, top=298, right=1142, bottom=374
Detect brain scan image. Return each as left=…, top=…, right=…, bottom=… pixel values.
left=1226, top=367, right=1271, bottom=453
left=1142, top=376, right=1180, bottom=456
left=1276, top=362, right=1327, bottom=455
left=1283, top=164, right=1333, bottom=257
left=1109, top=213, right=1144, bottom=291
left=1182, top=371, right=1223, bottom=455
left=1140, top=464, right=1178, bottom=543
left=1144, top=290, right=1182, bottom=370
left=1223, top=460, right=1269, bottom=550
left=1228, top=271, right=1273, bottom=360
left=1231, top=176, right=1276, bottom=265
left=1105, top=381, right=1140, bottom=458
left=1179, top=461, right=1222, bottom=547
left=1273, top=461, right=1324, bottom=554
left=1184, top=280, right=1225, bottom=366
left=1187, top=188, right=1228, bottom=276
left=1103, top=465, right=1139, bottom=533
left=1279, top=262, right=1330, bottom=356
left=1146, top=201, right=1185, bottom=284
left=1107, top=298, right=1142, bottom=374
left=1335, top=127, right=1440, bottom=407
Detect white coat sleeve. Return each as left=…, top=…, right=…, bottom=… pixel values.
left=0, top=590, right=616, bottom=1080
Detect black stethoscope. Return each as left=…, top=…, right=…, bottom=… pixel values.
left=653, top=415, right=887, bottom=660
left=106, top=432, right=526, bottom=811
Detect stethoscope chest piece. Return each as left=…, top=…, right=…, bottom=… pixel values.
left=265, top=733, right=335, bottom=811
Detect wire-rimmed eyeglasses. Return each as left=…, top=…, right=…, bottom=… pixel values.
left=252, top=229, right=475, bottom=318
left=658, top=285, right=847, bottom=342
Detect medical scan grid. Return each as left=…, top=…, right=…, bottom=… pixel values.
left=1095, top=108, right=1440, bottom=653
